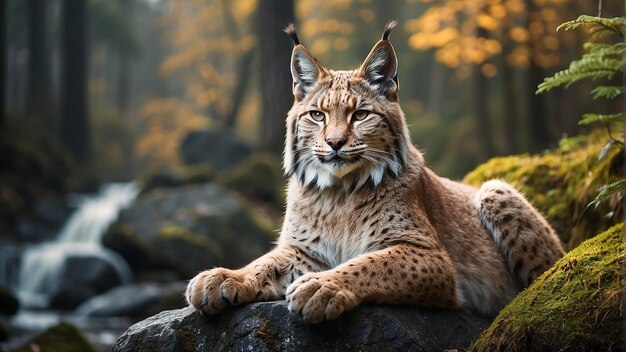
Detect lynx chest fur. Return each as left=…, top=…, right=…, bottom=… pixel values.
left=185, top=22, right=565, bottom=323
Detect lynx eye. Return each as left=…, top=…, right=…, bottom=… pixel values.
left=352, top=110, right=370, bottom=121
left=309, top=110, right=326, bottom=122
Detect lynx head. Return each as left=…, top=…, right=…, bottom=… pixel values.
left=283, top=21, right=412, bottom=190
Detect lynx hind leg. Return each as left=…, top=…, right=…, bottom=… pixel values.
left=476, top=180, right=565, bottom=288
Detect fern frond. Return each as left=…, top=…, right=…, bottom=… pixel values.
left=557, top=15, right=626, bottom=39
left=536, top=44, right=624, bottom=94
left=591, top=85, right=623, bottom=100
left=587, top=179, right=625, bottom=209
left=578, top=113, right=623, bottom=126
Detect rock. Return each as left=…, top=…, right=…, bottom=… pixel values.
left=114, top=301, right=491, bottom=352
left=470, top=223, right=624, bottom=352
left=217, top=152, right=285, bottom=206
left=20, top=243, right=132, bottom=309
left=11, top=322, right=97, bottom=352
left=464, top=132, right=623, bottom=248
left=16, top=195, right=73, bottom=241
left=0, top=285, right=19, bottom=316
left=139, top=164, right=215, bottom=196
left=180, top=129, right=254, bottom=171
left=0, top=319, right=9, bottom=342
left=76, top=282, right=187, bottom=321
left=48, top=252, right=131, bottom=309
left=103, top=184, right=274, bottom=278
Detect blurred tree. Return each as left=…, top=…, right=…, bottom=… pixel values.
left=0, top=0, right=5, bottom=129
left=405, top=0, right=578, bottom=154
left=116, top=0, right=133, bottom=117
left=26, top=0, right=52, bottom=125
left=258, top=0, right=295, bottom=154
left=134, top=0, right=257, bottom=167
left=61, top=0, right=90, bottom=164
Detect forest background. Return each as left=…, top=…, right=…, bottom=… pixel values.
left=1, top=0, right=624, bottom=215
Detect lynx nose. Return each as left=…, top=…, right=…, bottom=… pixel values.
left=326, top=138, right=347, bottom=150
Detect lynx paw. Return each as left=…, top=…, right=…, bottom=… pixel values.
left=285, top=273, right=358, bottom=324
left=186, top=268, right=258, bottom=315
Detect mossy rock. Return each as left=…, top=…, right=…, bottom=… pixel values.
left=138, top=164, right=215, bottom=196
left=464, top=132, right=623, bottom=247
left=470, top=223, right=624, bottom=352
left=217, top=152, right=285, bottom=206
left=0, top=118, right=77, bottom=231
left=102, top=222, right=157, bottom=271
left=156, top=223, right=224, bottom=278
left=11, top=322, right=97, bottom=352
left=103, top=184, right=275, bottom=278
left=0, top=285, right=19, bottom=316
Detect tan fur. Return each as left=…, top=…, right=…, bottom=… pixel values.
left=186, top=23, right=565, bottom=322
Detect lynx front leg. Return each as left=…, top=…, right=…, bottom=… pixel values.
left=186, top=245, right=326, bottom=315
left=285, top=244, right=458, bottom=323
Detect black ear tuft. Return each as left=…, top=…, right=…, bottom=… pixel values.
left=284, top=23, right=300, bottom=46
left=382, top=20, right=398, bottom=41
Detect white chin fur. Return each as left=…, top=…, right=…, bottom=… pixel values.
left=300, top=160, right=387, bottom=190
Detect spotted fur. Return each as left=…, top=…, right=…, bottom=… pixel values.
left=186, top=22, right=565, bottom=322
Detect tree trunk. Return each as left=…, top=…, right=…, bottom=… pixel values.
left=258, top=0, right=295, bottom=154
left=221, top=0, right=253, bottom=129
left=0, top=0, right=5, bottom=129
left=473, top=29, right=495, bottom=157
left=60, top=0, right=90, bottom=164
left=500, top=41, right=519, bottom=154
left=473, top=64, right=495, bottom=156
left=224, top=48, right=254, bottom=128
left=116, top=0, right=132, bottom=117
left=26, top=0, right=51, bottom=124
left=526, top=62, right=550, bottom=153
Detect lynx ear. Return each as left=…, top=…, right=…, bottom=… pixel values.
left=357, top=21, right=399, bottom=99
left=285, top=24, right=328, bottom=101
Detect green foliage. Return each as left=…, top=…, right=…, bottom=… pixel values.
left=578, top=112, right=622, bottom=126
left=536, top=16, right=625, bottom=94
left=587, top=179, right=626, bottom=211
left=470, top=223, right=624, bottom=352
left=536, top=14, right=624, bottom=220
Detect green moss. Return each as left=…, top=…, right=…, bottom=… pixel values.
left=463, top=132, right=623, bottom=247
left=175, top=326, right=197, bottom=352
left=470, top=223, right=624, bottom=352
left=11, top=322, right=97, bottom=352
left=102, top=222, right=156, bottom=271
left=217, top=152, right=285, bottom=206
left=255, top=317, right=282, bottom=351
left=156, top=223, right=224, bottom=277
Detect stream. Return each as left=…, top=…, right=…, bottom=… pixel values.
left=0, top=183, right=138, bottom=350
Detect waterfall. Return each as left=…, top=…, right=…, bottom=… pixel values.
left=16, top=183, right=138, bottom=308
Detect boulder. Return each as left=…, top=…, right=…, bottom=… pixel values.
left=180, top=129, right=254, bottom=171
left=114, top=301, right=491, bottom=352
left=470, top=223, right=624, bottom=352
left=48, top=252, right=131, bottom=309
left=11, top=322, right=97, bottom=352
left=76, top=282, right=187, bottom=321
left=217, top=152, right=285, bottom=207
left=103, top=184, right=274, bottom=278
left=19, top=243, right=132, bottom=309
left=16, top=195, right=73, bottom=241
left=0, top=285, right=19, bottom=316
left=138, top=164, right=214, bottom=196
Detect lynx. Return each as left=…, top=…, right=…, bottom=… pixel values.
left=186, top=22, right=565, bottom=323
